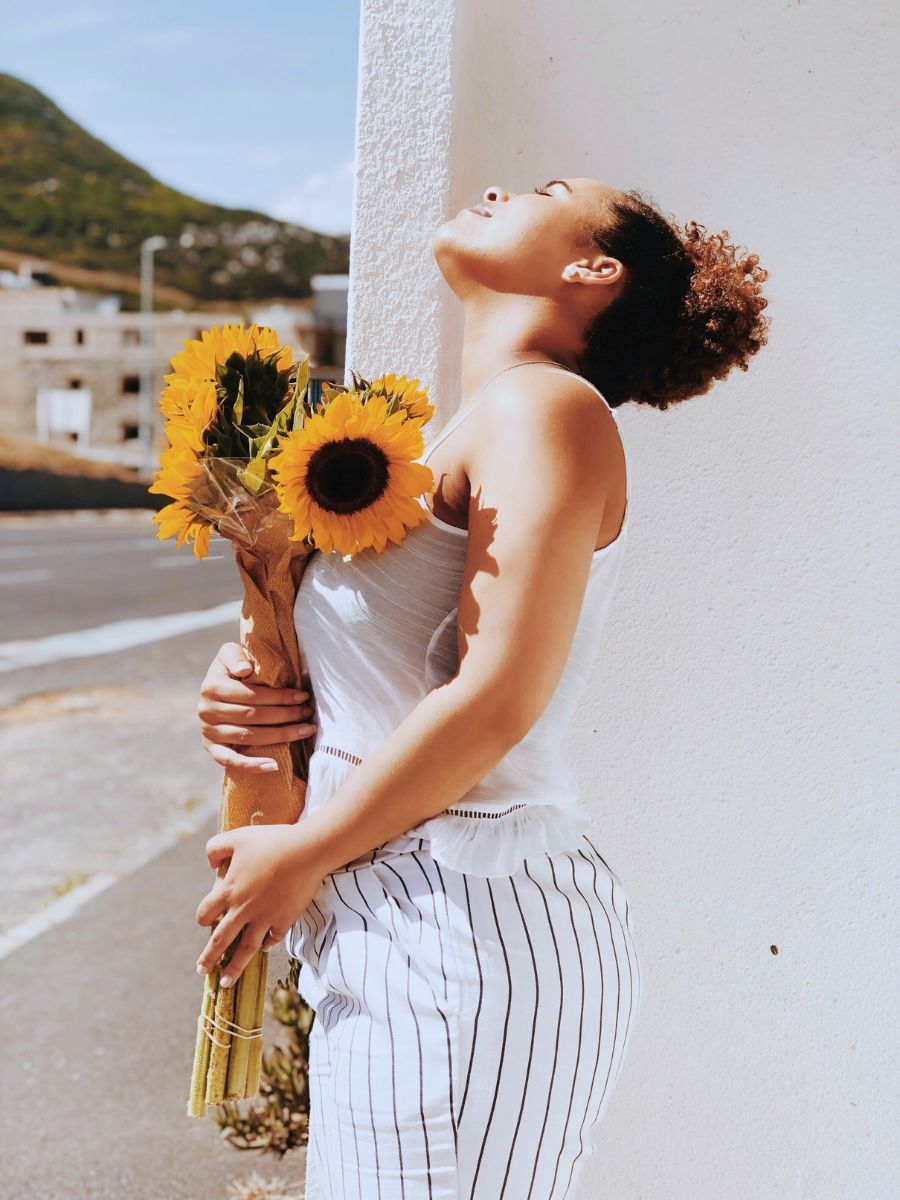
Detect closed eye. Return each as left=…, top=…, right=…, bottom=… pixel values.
left=532, top=186, right=552, bottom=196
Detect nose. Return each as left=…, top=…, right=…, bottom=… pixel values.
left=483, top=184, right=510, bottom=204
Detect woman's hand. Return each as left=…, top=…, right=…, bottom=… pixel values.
left=195, top=823, right=325, bottom=985
left=197, top=641, right=317, bottom=773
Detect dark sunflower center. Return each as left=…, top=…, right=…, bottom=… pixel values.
left=306, top=438, right=390, bottom=515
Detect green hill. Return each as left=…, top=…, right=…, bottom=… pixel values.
left=0, top=73, right=350, bottom=309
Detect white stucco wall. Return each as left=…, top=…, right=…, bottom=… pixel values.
left=349, top=1, right=897, bottom=1195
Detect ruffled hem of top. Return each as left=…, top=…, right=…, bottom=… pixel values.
left=404, top=801, right=592, bottom=878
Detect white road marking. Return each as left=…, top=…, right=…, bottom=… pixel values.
left=0, top=535, right=228, bottom=560
left=153, top=554, right=226, bottom=568
left=0, top=599, right=242, bottom=674
left=0, top=569, right=53, bottom=585
left=0, top=537, right=160, bottom=560
left=0, top=798, right=220, bottom=961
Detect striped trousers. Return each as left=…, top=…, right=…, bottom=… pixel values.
left=286, top=830, right=643, bottom=1200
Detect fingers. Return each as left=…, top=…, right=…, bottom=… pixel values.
left=199, top=644, right=318, bottom=770
left=197, top=696, right=316, bottom=770
left=195, top=875, right=231, bottom=928
left=207, top=645, right=310, bottom=707
left=216, top=641, right=255, bottom=678
left=196, top=908, right=249, bottom=978
left=202, top=741, right=283, bottom=773
left=199, top=698, right=314, bottom=727
left=202, top=643, right=311, bottom=708
left=201, top=675, right=311, bottom=709
left=236, top=683, right=313, bottom=707
left=205, top=831, right=234, bottom=869
left=261, top=927, right=288, bottom=951
left=201, top=720, right=317, bottom=748
left=218, top=921, right=269, bottom=988
left=199, top=676, right=312, bottom=710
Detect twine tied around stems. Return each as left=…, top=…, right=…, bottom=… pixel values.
left=198, top=1009, right=264, bottom=1051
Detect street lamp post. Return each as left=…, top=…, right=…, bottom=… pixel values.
left=139, top=235, right=168, bottom=473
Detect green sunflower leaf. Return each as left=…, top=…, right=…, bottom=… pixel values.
left=273, top=395, right=295, bottom=436
left=291, top=358, right=310, bottom=430
left=237, top=456, right=268, bottom=494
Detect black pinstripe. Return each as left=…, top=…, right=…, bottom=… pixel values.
left=501, top=874, right=540, bottom=1197
left=289, top=831, right=642, bottom=1199
left=520, top=861, right=566, bottom=1196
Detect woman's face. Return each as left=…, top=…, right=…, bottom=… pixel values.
left=432, top=176, right=622, bottom=299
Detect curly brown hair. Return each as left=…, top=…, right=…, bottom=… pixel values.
left=575, top=188, right=771, bottom=410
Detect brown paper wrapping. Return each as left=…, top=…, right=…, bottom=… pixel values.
left=221, top=508, right=316, bottom=831
left=188, top=498, right=319, bottom=1117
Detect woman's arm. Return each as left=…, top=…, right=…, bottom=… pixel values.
left=195, top=375, right=620, bottom=982
left=298, top=375, right=618, bottom=875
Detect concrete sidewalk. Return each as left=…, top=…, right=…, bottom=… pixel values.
left=0, top=813, right=308, bottom=1200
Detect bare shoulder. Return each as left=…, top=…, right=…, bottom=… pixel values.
left=466, top=367, right=625, bottom=518
left=448, top=370, right=625, bottom=725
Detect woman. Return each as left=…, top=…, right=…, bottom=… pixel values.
left=194, top=177, right=770, bottom=1197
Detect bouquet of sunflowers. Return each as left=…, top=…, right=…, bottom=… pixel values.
left=148, top=323, right=436, bottom=1116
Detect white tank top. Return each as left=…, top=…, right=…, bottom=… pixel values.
left=292, top=361, right=631, bottom=876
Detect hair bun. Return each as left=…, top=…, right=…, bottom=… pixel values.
left=580, top=192, right=771, bottom=410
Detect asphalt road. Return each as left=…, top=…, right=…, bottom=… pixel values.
left=0, top=510, right=309, bottom=1199
left=0, top=817, right=308, bottom=1200
left=0, top=510, right=241, bottom=938
left=0, top=508, right=239, bottom=642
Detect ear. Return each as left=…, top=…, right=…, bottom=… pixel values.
left=563, top=256, right=624, bottom=287
left=587, top=254, right=624, bottom=284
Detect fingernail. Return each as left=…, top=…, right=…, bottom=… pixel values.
left=220, top=974, right=232, bottom=987
left=196, top=963, right=208, bottom=975
left=262, top=761, right=279, bottom=772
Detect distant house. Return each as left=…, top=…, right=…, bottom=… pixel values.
left=308, top=274, right=349, bottom=370
left=0, top=262, right=348, bottom=469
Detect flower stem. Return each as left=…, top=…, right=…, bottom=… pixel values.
left=245, top=948, right=270, bottom=1095
left=186, top=969, right=217, bottom=1118
left=205, top=961, right=235, bottom=1106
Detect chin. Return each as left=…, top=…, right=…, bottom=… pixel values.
left=431, top=220, right=461, bottom=265
left=432, top=213, right=494, bottom=291
left=432, top=213, right=461, bottom=243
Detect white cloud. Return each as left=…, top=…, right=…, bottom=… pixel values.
left=268, top=158, right=355, bottom=237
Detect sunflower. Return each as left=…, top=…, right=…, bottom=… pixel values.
left=268, top=388, right=436, bottom=557
left=324, top=376, right=436, bottom=434
left=150, top=500, right=213, bottom=560
left=160, top=378, right=219, bottom=453
left=149, top=442, right=201, bottom=496
left=148, top=443, right=214, bottom=560
left=347, top=372, right=435, bottom=427
left=161, top=324, right=293, bottom=416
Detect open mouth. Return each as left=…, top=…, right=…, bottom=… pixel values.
left=465, top=205, right=492, bottom=217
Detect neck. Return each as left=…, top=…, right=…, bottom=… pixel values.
left=458, top=295, right=583, bottom=402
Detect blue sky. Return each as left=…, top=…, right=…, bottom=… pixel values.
left=3, top=1, right=359, bottom=235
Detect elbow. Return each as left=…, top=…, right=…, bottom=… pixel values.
left=499, top=694, right=543, bottom=746
left=440, top=669, right=540, bottom=752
